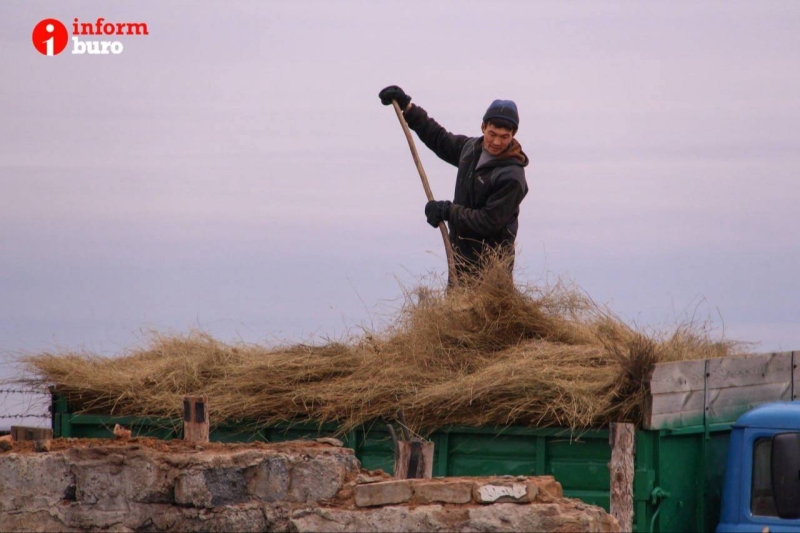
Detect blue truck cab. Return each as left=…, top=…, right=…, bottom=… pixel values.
left=718, top=402, right=800, bottom=532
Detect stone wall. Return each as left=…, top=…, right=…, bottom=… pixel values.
left=0, top=438, right=618, bottom=532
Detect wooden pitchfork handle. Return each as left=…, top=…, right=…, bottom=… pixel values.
left=391, top=100, right=457, bottom=284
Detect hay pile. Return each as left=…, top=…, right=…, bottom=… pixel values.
left=20, top=260, right=735, bottom=432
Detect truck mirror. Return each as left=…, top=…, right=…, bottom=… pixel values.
left=771, top=432, right=800, bottom=519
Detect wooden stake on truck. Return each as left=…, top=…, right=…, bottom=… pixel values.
left=10, top=426, right=52, bottom=441
left=609, top=422, right=635, bottom=532
left=183, top=395, right=209, bottom=443
left=388, top=412, right=434, bottom=479
left=393, top=439, right=435, bottom=479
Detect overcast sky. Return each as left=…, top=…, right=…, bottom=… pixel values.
left=1, top=1, right=799, bottom=422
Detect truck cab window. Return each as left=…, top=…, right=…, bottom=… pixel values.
left=751, top=437, right=778, bottom=516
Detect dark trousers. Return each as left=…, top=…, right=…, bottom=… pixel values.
left=446, top=247, right=515, bottom=288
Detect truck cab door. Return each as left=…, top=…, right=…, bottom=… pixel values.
left=772, top=432, right=800, bottom=519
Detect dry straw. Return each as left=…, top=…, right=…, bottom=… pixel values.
left=20, top=256, right=735, bottom=433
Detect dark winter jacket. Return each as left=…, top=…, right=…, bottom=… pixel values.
left=404, top=104, right=529, bottom=274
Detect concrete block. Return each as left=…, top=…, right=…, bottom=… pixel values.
left=248, top=456, right=290, bottom=502
left=203, top=466, right=250, bottom=506
left=468, top=501, right=619, bottom=532
left=174, top=471, right=212, bottom=507
left=411, top=480, right=473, bottom=504
left=531, top=475, right=563, bottom=499
left=73, top=453, right=173, bottom=509
left=473, top=479, right=538, bottom=504
left=0, top=454, right=73, bottom=513
left=354, top=480, right=412, bottom=507
left=288, top=453, right=351, bottom=502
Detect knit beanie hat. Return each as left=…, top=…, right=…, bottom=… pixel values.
left=483, top=99, right=519, bottom=129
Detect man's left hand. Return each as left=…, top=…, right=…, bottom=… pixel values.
left=425, top=200, right=452, bottom=228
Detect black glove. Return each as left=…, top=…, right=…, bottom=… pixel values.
left=424, top=200, right=452, bottom=228
left=379, top=85, right=411, bottom=109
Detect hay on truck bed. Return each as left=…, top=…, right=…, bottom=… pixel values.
left=18, top=258, right=736, bottom=434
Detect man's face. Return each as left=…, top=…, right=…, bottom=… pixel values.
left=481, top=123, right=515, bottom=155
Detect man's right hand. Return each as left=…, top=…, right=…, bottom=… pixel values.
left=379, top=86, right=411, bottom=109
left=425, top=200, right=452, bottom=228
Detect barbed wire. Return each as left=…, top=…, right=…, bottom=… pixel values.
left=0, top=388, right=50, bottom=395
left=0, top=413, right=50, bottom=419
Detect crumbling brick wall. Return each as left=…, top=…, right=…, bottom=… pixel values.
left=0, top=438, right=618, bottom=532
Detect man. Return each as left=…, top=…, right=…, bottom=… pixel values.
left=379, top=85, right=530, bottom=283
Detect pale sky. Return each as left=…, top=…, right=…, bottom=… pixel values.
left=1, top=1, right=799, bottom=424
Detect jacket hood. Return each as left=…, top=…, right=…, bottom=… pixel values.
left=500, top=139, right=529, bottom=166
left=480, top=138, right=529, bottom=167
